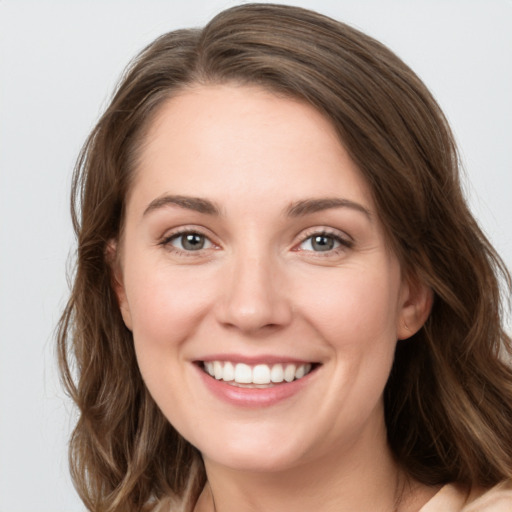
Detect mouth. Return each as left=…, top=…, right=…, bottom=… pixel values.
left=198, top=360, right=319, bottom=388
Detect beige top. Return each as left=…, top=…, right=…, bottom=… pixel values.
left=419, top=480, right=512, bottom=511
left=155, top=479, right=512, bottom=512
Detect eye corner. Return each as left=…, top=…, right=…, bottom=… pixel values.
left=158, top=227, right=220, bottom=256
left=290, top=227, right=355, bottom=261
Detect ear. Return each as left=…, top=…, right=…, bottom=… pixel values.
left=396, top=274, right=433, bottom=340
left=106, top=240, right=133, bottom=331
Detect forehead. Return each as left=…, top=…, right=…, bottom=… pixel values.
left=128, top=84, right=374, bottom=215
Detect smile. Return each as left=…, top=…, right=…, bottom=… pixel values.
left=202, top=361, right=315, bottom=387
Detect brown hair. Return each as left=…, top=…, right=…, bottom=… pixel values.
left=57, top=3, right=512, bottom=511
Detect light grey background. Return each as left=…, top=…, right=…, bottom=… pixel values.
left=1, top=1, right=511, bottom=510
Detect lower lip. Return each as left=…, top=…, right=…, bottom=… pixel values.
left=195, top=364, right=317, bottom=407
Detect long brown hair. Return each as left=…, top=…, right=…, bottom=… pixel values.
left=57, top=3, right=512, bottom=511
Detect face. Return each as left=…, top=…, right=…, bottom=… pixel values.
left=115, top=84, right=430, bottom=474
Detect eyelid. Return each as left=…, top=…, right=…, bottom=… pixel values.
left=158, top=225, right=220, bottom=255
left=170, top=232, right=214, bottom=250
left=293, top=227, right=354, bottom=253
left=157, top=225, right=353, bottom=256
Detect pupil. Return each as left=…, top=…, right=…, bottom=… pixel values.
left=183, top=234, right=204, bottom=250
left=312, top=235, right=334, bottom=251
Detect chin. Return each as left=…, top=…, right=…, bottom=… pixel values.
left=202, top=446, right=306, bottom=474
left=191, top=424, right=313, bottom=474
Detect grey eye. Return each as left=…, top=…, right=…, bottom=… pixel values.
left=171, top=233, right=212, bottom=251
left=300, top=234, right=341, bottom=252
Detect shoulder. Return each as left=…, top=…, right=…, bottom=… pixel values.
left=420, top=480, right=512, bottom=512
left=463, top=480, right=512, bottom=512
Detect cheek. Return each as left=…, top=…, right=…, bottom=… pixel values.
left=296, top=266, right=402, bottom=347
left=124, top=265, right=217, bottom=424
left=124, top=263, right=216, bottom=359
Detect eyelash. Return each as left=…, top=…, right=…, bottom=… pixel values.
left=158, top=228, right=353, bottom=257
left=159, top=228, right=217, bottom=257
left=295, top=229, right=353, bottom=256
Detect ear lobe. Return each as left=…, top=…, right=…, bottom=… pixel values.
left=106, top=240, right=133, bottom=331
left=397, top=276, right=433, bottom=340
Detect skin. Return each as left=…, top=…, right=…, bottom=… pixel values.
left=113, top=84, right=433, bottom=512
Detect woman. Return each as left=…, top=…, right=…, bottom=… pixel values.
left=57, top=4, right=512, bottom=511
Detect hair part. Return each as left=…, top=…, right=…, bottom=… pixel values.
left=57, top=3, right=512, bottom=511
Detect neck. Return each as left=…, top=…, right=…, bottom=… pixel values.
left=195, top=419, right=404, bottom=512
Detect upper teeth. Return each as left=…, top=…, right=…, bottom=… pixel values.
left=203, top=361, right=312, bottom=385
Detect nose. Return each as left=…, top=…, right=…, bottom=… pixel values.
left=216, top=251, right=293, bottom=334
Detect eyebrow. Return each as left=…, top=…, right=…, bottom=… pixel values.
left=143, top=194, right=371, bottom=220
left=143, top=194, right=221, bottom=216
left=285, top=197, right=372, bottom=220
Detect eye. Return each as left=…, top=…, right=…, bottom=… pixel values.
left=298, top=232, right=351, bottom=253
left=167, top=232, right=213, bottom=251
